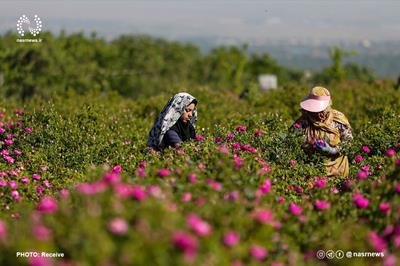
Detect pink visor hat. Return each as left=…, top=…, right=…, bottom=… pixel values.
left=300, top=94, right=331, bottom=112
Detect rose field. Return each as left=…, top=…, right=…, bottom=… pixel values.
left=0, top=33, right=400, bottom=266
left=0, top=81, right=398, bottom=266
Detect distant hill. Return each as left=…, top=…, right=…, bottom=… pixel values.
left=180, top=37, right=400, bottom=79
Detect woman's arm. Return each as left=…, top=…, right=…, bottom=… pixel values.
left=334, top=122, right=353, bottom=154
left=288, top=117, right=306, bottom=132
left=164, top=129, right=182, bottom=148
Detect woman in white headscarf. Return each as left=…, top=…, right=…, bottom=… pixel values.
left=147, top=92, right=198, bottom=151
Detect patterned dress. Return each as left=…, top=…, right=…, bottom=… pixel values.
left=295, top=118, right=353, bottom=154
left=292, top=109, right=353, bottom=177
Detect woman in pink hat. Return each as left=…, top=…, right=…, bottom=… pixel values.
left=291, top=86, right=353, bottom=177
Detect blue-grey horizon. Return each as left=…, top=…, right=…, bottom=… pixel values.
left=1, top=0, right=399, bottom=44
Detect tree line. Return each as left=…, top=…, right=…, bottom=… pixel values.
left=0, top=31, right=375, bottom=101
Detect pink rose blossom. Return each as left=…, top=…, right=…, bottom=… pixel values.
left=260, top=179, right=271, bottom=193
left=131, top=186, right=147, bottom=201
left=197, top=163, right=206, bottom=170
left=356, top=170, right=368, bottom=180
left=314, top=200, right=331, bottom=210
left=293, top=122, right=301, bottom=129
left=354, top=154, right=363, bottom=163
left=362, top=145, right=371, bottom=154
left=9, top=170, right=18, bottom=177
left=32, top=173, right=41, bottom=181
left=0, top=220, right=6, bottom=238
left=135, top=168, right=146, bottom=177
left=219, top=144, right=229, bottom=153
left=384, top=255, right=397, bottom=266
left=15, top=109, right=24, bottom=116
left=42, top=180, right=52, bottom=188
left=37, top=196, right=58, bottom=214
left=59, top=188, right=70, bottom=198
left=234, top=156, right=243, bottom=169
left=224, top=190, right=240, bottom=201
left=177, top=149, right=185, bottom=155
left=288, top=203, right=302, bottom=216
left=368, top=231, right=387, bottom=252
left=207, top=179, right=222, bottom=191
left=28, top=256, right=53, bottom=266
left=226, top=133, right=234, bottom=140
left=379, top=202, right=391, bottom=214
left=386, top=149, right=396, bottom=157
left=341, top=179, right=353, bottom=191
left=253, top=209, right=274, bottom=224
left=276, top=196, right=285, bottom=204
left=223, top=231, right=240, bottom=246
left=195, top=197, right=206, bottom=206
left=172, top=231, right=198, bottom=257
left=195, top=135, right=205, bottom=141
left=231, top=142, right=241, bottom=150
left=9, top=180, right=18, bottom=189
left=108, top=218, right=129, bottom=235
left=76, top=183, right=96, bottom=195
left=147, top=185, right=163, bottom=198
left=330, top=187, right=339, bottom=194
left=236, top=125, right=247, bottom=132
left=295, top=185, right=303, bottom=194
left=4, top=139, right=13, bottom=145
left=138, top=160, right=147, bottom=169
left=182, top=192, right=192, bottom=202
left=112, top=165, right=122, bottom=174
left=103, top=172, right=120, bottom=184
left=3, top=155, right=14, bottom=164
left=353, top=193, right=369, bottom=209
left=241, top=144, right=256, bottom=153
left=254, top=130, right=264, bottom=137
left=113, top=184, right=133, bottom=198
left=157, top=168, right=171, bottom=177
left=32, top=224, right=52, bottom=241
left=250, top=245, right=268, bottom=260
left=35, top=185, right=45, bottom=194
left=11, top=190, right=20, bottom=201
left=258, top=165, right=272, bottom=175
left=214, top=136, right=223, bottom=143
left=361, top=165, right=370, bottom=172
left=314, top=177, right=327, bottom=188
left=187, top=173, right=197, bottom=184
left=186, top=214, right=212, bottom=237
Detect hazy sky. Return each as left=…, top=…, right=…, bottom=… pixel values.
left=1, top=0, right=399, bottom=43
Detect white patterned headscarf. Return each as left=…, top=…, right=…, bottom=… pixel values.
left=147, top=92, right=197, bottom=149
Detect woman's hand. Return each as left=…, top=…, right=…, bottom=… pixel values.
left=313, top=139, right=338, bottom=155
